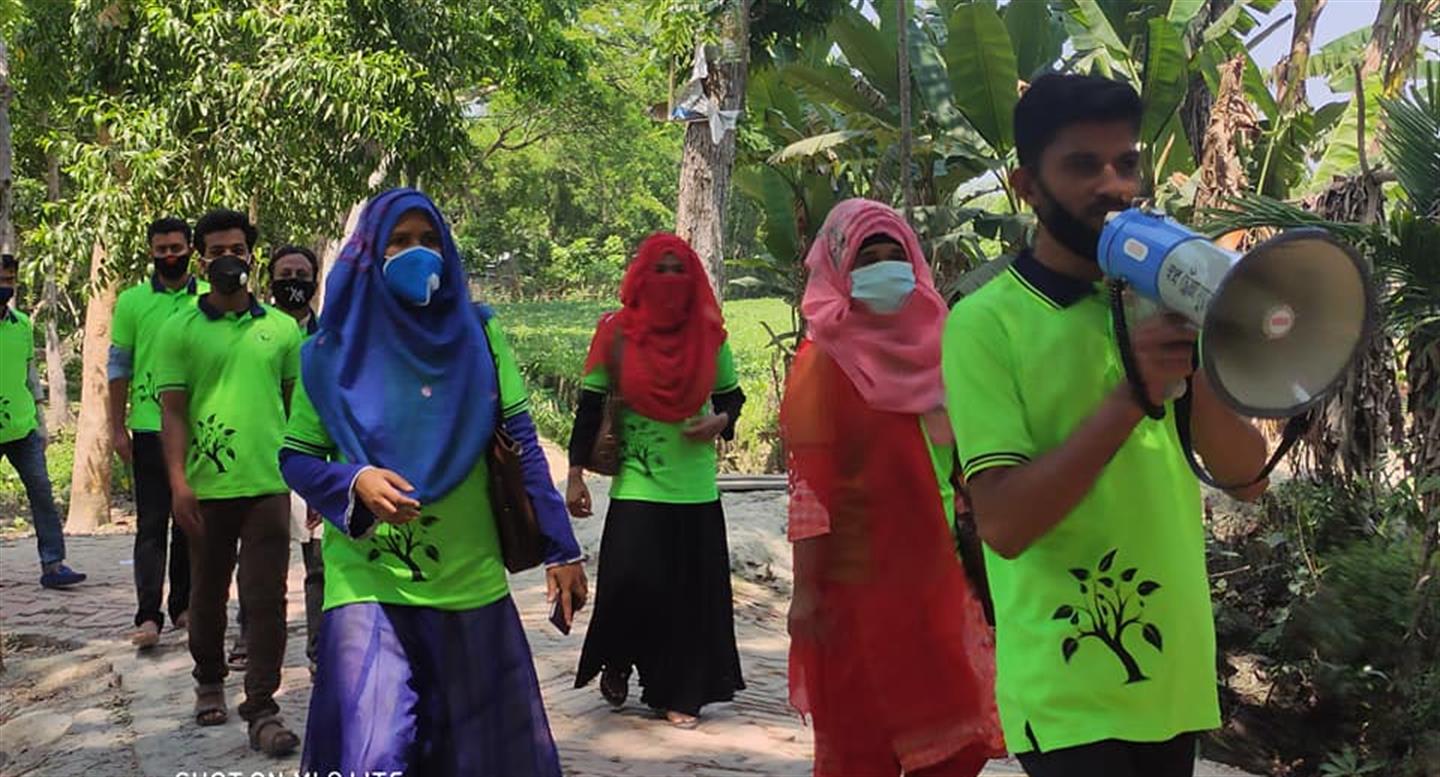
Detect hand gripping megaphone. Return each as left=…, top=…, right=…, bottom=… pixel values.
left=1098, top=208, right=1375, bottom=419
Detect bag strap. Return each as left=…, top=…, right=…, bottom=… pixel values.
left=1174, top=387, right=1309, bottom=490
left=475, top=304, right=506, bottom=431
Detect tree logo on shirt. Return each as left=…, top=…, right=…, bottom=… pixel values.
left=190, top=415, right=238, bottom=474
left=1051, top=548, right=1164, bottom=684
left=0, top=397, right=11, bottom=427
left=622, top=419, right=666, bottom=477
left=133, top=370, right=159, bottom=408
left=366, top=515, right=440, bottom=582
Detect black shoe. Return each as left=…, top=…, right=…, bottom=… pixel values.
left=600, top=666, right=630, bottom=708
left=40, top=564, right=86, bottom=589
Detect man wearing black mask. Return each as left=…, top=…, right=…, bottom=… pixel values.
left=155, top=208, right=303, bottom=755
left=268, top=244, right=324, bottom=674
left=111, top=217, right=205, bottom=649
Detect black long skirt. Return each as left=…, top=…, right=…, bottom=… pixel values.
left=575, top=498, right=745, bottom=715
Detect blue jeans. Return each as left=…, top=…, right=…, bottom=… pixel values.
left=0, top=430, right=67, bottom=568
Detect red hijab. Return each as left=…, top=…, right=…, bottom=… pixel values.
left=583, top=233, right=727, bottom=422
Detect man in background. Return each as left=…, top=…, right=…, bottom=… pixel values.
left=0, top=253, right=86, bottom=589
left=111, top=217, right=206, bottom=649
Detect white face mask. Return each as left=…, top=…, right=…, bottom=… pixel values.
left=850, top=261, right=917, bottom=315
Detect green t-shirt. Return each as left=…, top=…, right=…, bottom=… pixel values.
left=581, top=341, right=738, bottom=504
left=924, top=426, right=958, bottom=531
left=112, top=276, right=208, bottom=432
left=284, top=317, right=531, bottom=612
left=942, top=252, right=1217, bottom=754
left=154, top=297, right=302, bottom=500
left=0, top=311, right=38, bottom=445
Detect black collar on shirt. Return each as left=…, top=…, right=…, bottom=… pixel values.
left=1, top=307, right=16, bottom=324
left=151, top=274, right=200, bottom=294
left=1011, top=249, right=1098, bottom=309
left=199, top=293, right=267, bottom=321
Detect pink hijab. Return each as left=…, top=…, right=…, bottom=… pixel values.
left=801, top=198, right=949, bottom=416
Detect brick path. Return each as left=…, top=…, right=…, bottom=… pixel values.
left=1, top=478, right=1257, bottom=777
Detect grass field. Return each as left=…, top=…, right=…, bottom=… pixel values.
left=496, top=297, right=796, bottom=472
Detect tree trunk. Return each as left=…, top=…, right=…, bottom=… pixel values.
left=43, top=151, right=71, bottom=431
left=1361, top=0, right=1438, bottom=95
left=67, top=241, right=117, bottom=532
left=1194, top=56, right=1259, bottom=215
left=317, top=157, right=391, bottom=313
left=674, top=0, right=751, bottom=298
left=1274, top=0, right=1328, bottom=113
left=1179, top=0, right=1234, bottom=161
left=896, top=0, right=915, bottom=219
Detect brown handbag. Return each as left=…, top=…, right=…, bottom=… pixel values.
left=587, top=334, right=625, bottom=476
left=489, top=423, right=545, bottom=573
left=484, top=332, right=546, bottom=573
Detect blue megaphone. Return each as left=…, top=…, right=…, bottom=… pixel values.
left=1098, top=208, right=1374, bottom=418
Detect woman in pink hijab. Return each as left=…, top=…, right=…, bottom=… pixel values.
left=781, top=199, right=1004, bottom=777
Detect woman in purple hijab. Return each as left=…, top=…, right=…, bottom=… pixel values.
left=280, top=189, right=587, bottom=775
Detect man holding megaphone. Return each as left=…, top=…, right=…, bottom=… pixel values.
left=943, top=74, right=1275, bottom=777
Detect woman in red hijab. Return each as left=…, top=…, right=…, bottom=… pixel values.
left=783, top=199, right=1005, bottom=776
left=566, top=233, right=745, bottom=728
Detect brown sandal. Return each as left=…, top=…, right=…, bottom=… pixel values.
left=194, top=683, right=228, bottom=727
left=249, top=715, right=300, bottom=757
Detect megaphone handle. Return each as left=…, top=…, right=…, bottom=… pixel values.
left=1109, top=281, right=1167, bottom=420
left=1173, top=387, right=1311, bottom=490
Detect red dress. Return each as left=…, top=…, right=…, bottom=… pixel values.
left=784, top=343, right=1005, bottom=776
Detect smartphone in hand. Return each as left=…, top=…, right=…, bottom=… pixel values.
left=550, top=596, right=572, bottom=636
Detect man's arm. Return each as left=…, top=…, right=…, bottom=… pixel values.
left=970, top=386, right=1145, bottom=559
left=961, top=313, right=1200, bottom=560
left=159, top=391, right=190, bottom=487
left=160, top=389, right=201, bottom=536
left=108, top=353, right=133, bottom=462
left=1190, top=371, right=1270, bottom=502
left=27, top=362, right=48, bottom=440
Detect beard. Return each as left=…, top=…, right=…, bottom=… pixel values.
left=1033, top=179, right=1129, bottom=264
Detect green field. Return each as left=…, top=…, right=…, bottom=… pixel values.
left=496, top=297, right=796, bottom=472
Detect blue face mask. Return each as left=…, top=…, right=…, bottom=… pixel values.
left=850, top=260, right=916, bottom=315
left=383, top=246, right=443, bottom=306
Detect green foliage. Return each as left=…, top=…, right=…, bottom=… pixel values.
left=1209, top=476, right=1440, bottom=776
left=8, top=0, right=585, bottom=299
left=946, top=3, right=1018, bottom=154
left=441, top=1, right=683, bottom=298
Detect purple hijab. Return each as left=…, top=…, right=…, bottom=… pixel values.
left=302, top=188, right=497, bottom=503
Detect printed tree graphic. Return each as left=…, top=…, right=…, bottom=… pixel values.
left=367, top=515, right=440, bottom=582
left=133, top=369, right=159, bottom=408
left=190, top=414, right=238, bottom=474
left=622, top=420, right=666, bottom=477
left=1051, top=548, right=1164, bottom=684
left=0, top=396, right=11, bottom=427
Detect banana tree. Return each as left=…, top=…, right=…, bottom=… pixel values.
left=740, top=0, right=1031, bottom=288
left=1205, top=68, right=1440, bottom=504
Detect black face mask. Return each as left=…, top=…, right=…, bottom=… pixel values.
left=208, top=255, right=250, bottom=295
left=1032, top=178, right=1128, bottom=264
left=153, top=253, right=190, bottom=281
left=0, top=287, right=13, bottom=307
left=272, top=278, right=316, bottom=310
